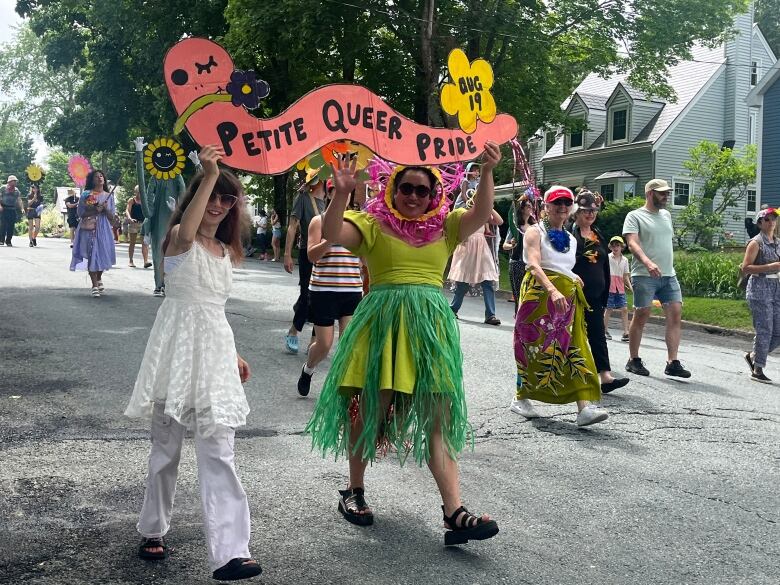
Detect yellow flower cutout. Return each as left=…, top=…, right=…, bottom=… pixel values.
left=144, top=138, right=186, bottom=181
left=440, top=49, right=496, bottom=134
left=26, top=164, right=45, bottom=183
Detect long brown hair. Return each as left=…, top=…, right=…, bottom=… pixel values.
left=163, top=168, right=249, bottom=264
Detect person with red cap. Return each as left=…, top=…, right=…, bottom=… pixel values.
left=511, top=185, right=608, bottom=426
left=741, top=207, right=780, bottom=383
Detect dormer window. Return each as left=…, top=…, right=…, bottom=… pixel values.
left=611, top=108, right=628, bottom=142
left=568, top=129, right=583, bottom=149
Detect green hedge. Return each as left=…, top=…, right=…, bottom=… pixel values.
left=673, top=251, right=744, bottom=300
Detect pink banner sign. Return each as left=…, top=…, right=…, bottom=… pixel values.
left=164, top=38, right=518, bottom=175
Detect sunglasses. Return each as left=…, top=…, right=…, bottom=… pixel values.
left=209, top=192, right=238, bottom=209
left=398, top=182, right=432, bottom=198
left=548, top=199, right=573, bottom=207
left=580, top=208, right=598, bottom=214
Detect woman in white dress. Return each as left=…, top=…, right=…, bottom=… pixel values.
left=124, top=145, right=262, bottom=581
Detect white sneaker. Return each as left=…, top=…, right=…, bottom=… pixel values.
left=510, top=398, right=540, bottom=419
left=576, top=404, right=609, bottom=427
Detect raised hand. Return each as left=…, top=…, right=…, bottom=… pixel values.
left=188, top=150, right=201, bottom=168
left=329, top=154, right=358, bottom=197
left=480, top=141, right=501, bottom=171
left=199, top=145, right=224, bottom=176
left=133, top=137, right=147, bottom=152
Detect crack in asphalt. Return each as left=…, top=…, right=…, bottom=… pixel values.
left=640, top=477, right=777, bottom=525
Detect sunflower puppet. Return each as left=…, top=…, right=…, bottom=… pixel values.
left=143, top=138, right=186, bottom=181
left=134, top=135, right=187, bottom=296
left=26, top=164, right=45, bottom=184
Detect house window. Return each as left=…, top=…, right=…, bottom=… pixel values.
left=611, top=109, right=628, bottom=142
left=673, top=182, right=691, bottom=207
left=749, top=111, right=758, bottom=145
left=545, top=130, right=557, bottom=153
left=568, top=128, right=583, bottom=150
left=622, top=182, right=636, bottom=199
left=600, top=184, right=615, bottom=202
left=751, top=60, right=761, bottom=86
left=747, top=189, right=757, bottom=212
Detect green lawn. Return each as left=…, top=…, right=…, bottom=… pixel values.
left=631, top=293, right=753, bottom=332
left=497, top=252, right=753, bottom=332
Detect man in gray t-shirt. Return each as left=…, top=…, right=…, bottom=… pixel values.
left=622, top=178, right=690, bottom=379
left=0, top=175, right=23, bottom=247
left=283, top=174, right=327, bottom=354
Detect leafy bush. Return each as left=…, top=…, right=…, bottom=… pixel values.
left=40, top=206, right=65, bottom=236
left=595, top=197, right=645, bottom=240
left=13, top=206, right=66, bottom=237
left=674, top=251, right=744, bottom=300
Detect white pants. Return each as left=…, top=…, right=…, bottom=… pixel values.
left=137, top=403, right=251, bottom=571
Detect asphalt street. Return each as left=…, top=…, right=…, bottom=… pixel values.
left=1, top=238, right=778, bottom=585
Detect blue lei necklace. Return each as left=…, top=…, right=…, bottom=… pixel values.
left=543, top=217, right=570, bottom=253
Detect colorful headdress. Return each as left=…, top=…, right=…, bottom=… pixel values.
left=364, top=158, right=466, bottom=247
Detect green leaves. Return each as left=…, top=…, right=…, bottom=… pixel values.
left=677, top=140, right=757, bottom=248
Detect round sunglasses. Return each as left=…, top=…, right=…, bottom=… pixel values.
left=398, top=182, right=432, bottom=198
left=209, top=192, right=239, bottom=209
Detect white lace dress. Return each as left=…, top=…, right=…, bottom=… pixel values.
left=124, top=241, right=250, bottom=436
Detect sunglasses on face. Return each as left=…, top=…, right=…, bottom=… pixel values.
left=548, top=200, right=573, bottom=207
left=580, top=208, right=598, bottom=214
left=398, top=182, right=432, bottom=198
left=209, top=192, right=238, bottom=209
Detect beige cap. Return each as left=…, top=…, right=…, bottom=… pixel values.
left=645, top=179, right=672, bottom=193
left=7, top=175, right=18, bottom=183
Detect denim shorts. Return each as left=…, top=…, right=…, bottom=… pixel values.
left=606, top=292, right=627, bottom=309
left=631, top=275, right=682, bottom=308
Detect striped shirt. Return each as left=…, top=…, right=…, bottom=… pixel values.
left=309, top=245, right=363, bottom=292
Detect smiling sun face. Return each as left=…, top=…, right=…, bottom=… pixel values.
left=144, top=138, right=186, bottom=180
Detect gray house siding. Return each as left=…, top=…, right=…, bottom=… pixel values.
left=528, top=139, right=546, bottom=183
left=631, top=102, right=663, bottom=142
left=587, top=111, right=606, bottom=148
left=655, top=70, right=726, bottom=181
left=543, top=148, right=652, bottom=195
left=760, top=79, right=780, bottom=206
left=752, top=30, right=776, bottom=86
left=725, top=11, right=754, bottom=143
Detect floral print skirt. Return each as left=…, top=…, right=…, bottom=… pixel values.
left=514, top=270, right=601, bottom=404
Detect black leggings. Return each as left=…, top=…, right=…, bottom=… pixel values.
left=292, top=251, right=314, bottom=332
left=584, top=302, right=611, bottom=373
left=509, top=260, right=525, bottom=315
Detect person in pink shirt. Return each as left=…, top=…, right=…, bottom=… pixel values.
left=604, top=236, right=633, bottom=341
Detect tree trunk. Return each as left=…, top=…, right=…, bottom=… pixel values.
left=419, top=0, right=443, bottom=126
left=273, top=172, right=289, bottom=227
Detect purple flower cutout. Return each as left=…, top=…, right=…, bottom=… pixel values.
left=226, top=70, right=270, bottom=110
left=514, top=300, right=540, bottom=367
left=536, top=295, right=574, bottom=354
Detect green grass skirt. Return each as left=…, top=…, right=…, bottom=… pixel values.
left=305, top=284, right=470, bottom=466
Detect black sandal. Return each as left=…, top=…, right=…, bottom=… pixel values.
left=442, top=506, right=499, bottom=546
left=338, top=487, right=374, bottom=526
left=138, top=537, right=170, bottom=560
left=212, top=558, right=262, bottom=581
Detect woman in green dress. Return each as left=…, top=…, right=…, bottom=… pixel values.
left=307, top=143, right=501, bottom=546
left=510, top=185, right=609, bottom=426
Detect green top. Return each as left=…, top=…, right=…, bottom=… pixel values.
left=622, top=207, right=676, bottom=277
left=345, top=208, right=467, bottom=287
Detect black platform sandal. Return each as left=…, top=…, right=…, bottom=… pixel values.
left=138, top=537, right=170, bottom=560
left=442, top=506, right=499, bottom=546
left=338, top=487, right=374, bottom=526
left=212, top=558, right=262, bottom=581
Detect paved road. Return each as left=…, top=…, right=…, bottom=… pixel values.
left=1, top=238, right=778, bottom=585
